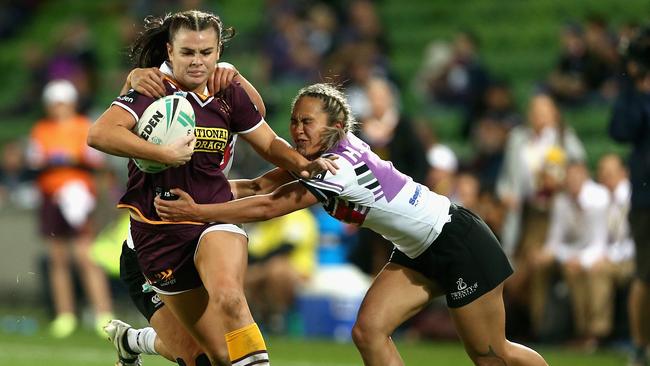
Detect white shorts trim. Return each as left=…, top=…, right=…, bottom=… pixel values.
left=194, top=223, right=248, bottom=261
left=150, top=285, right=201, bottom=296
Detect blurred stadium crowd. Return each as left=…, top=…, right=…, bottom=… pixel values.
left=0, top=0, right=648, bottom=355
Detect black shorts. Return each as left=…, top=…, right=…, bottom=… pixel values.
left=389, top=204, right=513, bottom=308
left=630, top=207, right=650, bottom=283
left=119, top=242, right=164, bottom=321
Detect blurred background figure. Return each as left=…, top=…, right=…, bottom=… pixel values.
left=26, top=79, right=111, bottom=338
left=498, top=93, right=585, bottom=257
left=245, top=209, right=319, bottom=334
left=425, top=143, right=458, bottom=197
left=529, top=161, right=610, bottom=350
left=498, top=93, right=585, bottom=338
left=0, top=140, right=37, bottom=210
left=423, top=30, right=489, bottom=109
left=608, top=24, right=650, bottom=366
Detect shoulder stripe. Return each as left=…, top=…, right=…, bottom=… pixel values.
left=111, top=101, right=138, bottom=122
left=238, top=119, right=264, bottom=134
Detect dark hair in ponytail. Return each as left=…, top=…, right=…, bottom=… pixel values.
left=129, top=10, right=235, bottom=68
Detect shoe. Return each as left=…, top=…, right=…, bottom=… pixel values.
left=103, top=319, right=142, bottom=366
left=49, top=313, right=77, bottom=339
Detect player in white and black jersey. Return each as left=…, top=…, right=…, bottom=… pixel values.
left=154, top=83, right=549, bottom=366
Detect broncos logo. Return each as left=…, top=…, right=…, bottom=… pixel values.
left=155, top=269, right=174, bottom=281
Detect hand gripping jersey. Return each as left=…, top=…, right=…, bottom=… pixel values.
left=112, top=62, right=261, bottom=223
left=297, top=133, right=451, bottom=258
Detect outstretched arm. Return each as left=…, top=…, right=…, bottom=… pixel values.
left=229, top=168, right=294, bottom=199
left=155, top=181, right=319, bottom=223
left=240, top=123, right=338, bottom=178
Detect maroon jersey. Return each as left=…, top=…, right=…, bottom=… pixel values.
left=112, top=76, right=262, bottom=224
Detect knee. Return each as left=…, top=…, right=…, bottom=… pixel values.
left=466, top=343, right=512, bottom=366
left=211, top=288, right=247, bottom=320
left=351, top=315, right=382, bottom=349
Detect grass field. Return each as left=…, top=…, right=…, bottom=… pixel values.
left=0, top=329, right=630, bottom=366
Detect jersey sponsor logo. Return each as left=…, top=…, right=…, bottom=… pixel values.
left=409, top=185, right=422, bottom=206
left=449, top=278, right=478, bottom=301
left=194, top=127, right=229, bottom=153
left=140, top=110, right=164, bottom=141
left=456, top=278, right=467, bottom=290
left=118, top=89, right=138, bottom=104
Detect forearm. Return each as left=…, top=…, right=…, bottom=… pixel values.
left=230, top=168, right=294, bottom=198
left=195, top=195, right=275, bottom=223
left=89, top=125, right=165, bottom=161
left=88, top=109, right=167, bottom=162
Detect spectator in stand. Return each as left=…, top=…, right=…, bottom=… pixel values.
left=529, top=161, right=611, bottom=349
left=497, top=93, right=585, bottom=337
left=465, top=79, right=522, bottom=138
left=547, top=18, right=621, bottom=105
left=546, top=23, right=590, bottom=105
left=44, top=20, right=99, bottom=113
left=261, top=5, right=321, bottom=82
left=597, top=154, right=636, bottom=340
left=338, top=0, right=387, bottom=52
left=498, top=93, right=585, bottom=257
left=27, top=79, right=111, bottom=338
left=582, top=15, right=620, bottom=100
left=608, top=25, right=650, bottom=366
left=424, top=30, right=490, bottom=116
left=425, top=143, right=458, bottom=197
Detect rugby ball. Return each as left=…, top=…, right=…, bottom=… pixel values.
left=133, top=94, right=196, bottom=173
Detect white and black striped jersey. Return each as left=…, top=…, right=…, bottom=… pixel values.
left=296, top=133, right=451, bottom=258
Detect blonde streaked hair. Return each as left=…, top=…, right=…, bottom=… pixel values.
left=292, top=83, right=358, bottom=153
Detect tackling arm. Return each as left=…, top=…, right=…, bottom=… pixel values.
left=229, top=168, right=294, bottom=199
left=155, top=181, right=320, bottom=223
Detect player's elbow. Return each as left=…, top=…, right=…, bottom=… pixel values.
left=87, top=125, right=102, bottom=149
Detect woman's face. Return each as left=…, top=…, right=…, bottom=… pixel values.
left=290, top=96, right=330, bottom=158
left=528, top=95, right=558, bottom=132
left=167, top=27, right=219, bottom=93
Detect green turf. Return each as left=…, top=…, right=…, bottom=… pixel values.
left=0, top=329, right=628, bottom=365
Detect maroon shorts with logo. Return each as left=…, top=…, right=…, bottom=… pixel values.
left=130, top=219, right=209, bottom=294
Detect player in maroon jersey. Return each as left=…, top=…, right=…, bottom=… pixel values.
left=88, top=10, right=336, bottom=366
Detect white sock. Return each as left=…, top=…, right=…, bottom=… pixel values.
left=126, top=327, right=158, bottom=355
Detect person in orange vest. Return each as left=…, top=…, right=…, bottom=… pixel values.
left=27, top=79, right=112, bottom=338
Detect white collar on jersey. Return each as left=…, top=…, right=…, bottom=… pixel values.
left=159, top=62, right=209, bottom=95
